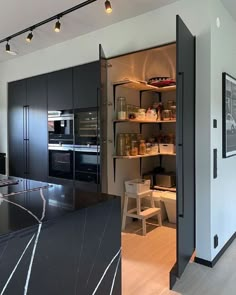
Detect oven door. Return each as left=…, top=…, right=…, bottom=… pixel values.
left=49, top=149, right=73, bottom=180
left=75, top=150, right=100, bottom=191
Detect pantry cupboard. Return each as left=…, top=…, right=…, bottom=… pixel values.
left=102, top=15, right=195, bottom=288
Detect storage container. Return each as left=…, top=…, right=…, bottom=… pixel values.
left=125, top=179, right=151, bottom=194
left=155, top=173, right=176, bottom=188
left=159, top=143, right=175, bottom=154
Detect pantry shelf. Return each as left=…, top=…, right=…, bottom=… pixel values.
left=113, top=119, right=176, bottom=124
left=113, top=153, right=176, bottom=181
left=113, top=153, right=176, bottom=159
left=154, top=186, right=177, bottom=192
left=113, top=79, right=176, bottom=93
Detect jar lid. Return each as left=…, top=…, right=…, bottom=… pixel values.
left=117, top=97, right=126, bottom=100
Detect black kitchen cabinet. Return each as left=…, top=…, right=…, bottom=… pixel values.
left=8, top=79, right=26, bottom=178
left=8, top=76, right=48, bottom=182
left=0, top=153, right=6, bottom=175
left=48, top=68, right=73, bottom=111
left=73, top=61, right=100, bottom=109
left=27, top=75, right=48, bottom=181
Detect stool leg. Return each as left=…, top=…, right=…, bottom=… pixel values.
left=157, top=212, right=162, bottom=227
left=142, top=219, right=146, bottom=236
left=122, top=195, right=129, bottom=231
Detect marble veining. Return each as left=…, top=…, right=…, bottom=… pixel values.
left=92, top=248, right=121, bottom=295
left=0, top=187, right=47, bottom=295
left=0, top=176, right=121, bottom=295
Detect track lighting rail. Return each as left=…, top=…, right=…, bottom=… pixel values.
left=0, top=0, right=97, bottom=45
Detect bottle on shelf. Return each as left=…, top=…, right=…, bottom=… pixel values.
left=131, top=140, right=138, bottom=156
left=117, top=97, right=127, bottom=120
left=139, top=140, right=146, bottom=155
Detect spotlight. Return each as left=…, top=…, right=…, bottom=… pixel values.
left=5, top=41, right=17, bottom=56
left=54, top=18, right=61, bottom=33
left=105, top=0, right=112, bottom=13
left=26, top=31, right=33, bottom=42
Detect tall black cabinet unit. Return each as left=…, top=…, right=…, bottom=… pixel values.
left=8, top=80, right=26, bottom=178
left=27, top=75, right=48, bottom=181
left=8, top=75, right=48, bottom=181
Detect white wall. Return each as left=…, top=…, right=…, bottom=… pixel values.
left=0, top=0, right=213, bottom=260
left=210, top=0, right=236, bottom=260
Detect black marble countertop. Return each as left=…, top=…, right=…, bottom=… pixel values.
left=0, top=175, right=121, bottom=294
left=0, top=175, right=117, bottom=237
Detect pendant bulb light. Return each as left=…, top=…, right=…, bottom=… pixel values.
left=5, top=40, right=17, bottom=56
left=105, top=0, right=112, bottom=13
left=5, top=42, right=10, bottom=52
left=26, top=31, right=33, bottom=43
left=54, top=18, right=61, bottom=33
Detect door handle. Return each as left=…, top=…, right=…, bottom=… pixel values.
left=177, top=72, right=185, bottom=218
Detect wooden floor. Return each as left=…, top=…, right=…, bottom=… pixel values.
left=122, top=221, right=179, bottom=295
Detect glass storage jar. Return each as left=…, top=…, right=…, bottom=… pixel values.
left=131, top=141, right=138, bottom=156
left=116, top=133, right=126, bottom=156
left=139, top=140, right=146, bottom=155
left=117, top=97, right=127, bottom=120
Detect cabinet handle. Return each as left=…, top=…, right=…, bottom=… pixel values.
left=177, top=72, right=185, bottom=218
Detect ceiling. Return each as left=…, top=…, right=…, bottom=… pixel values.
left=0, top=0, right=179, bottom=63
left=221, top=0, right=236, bottom=22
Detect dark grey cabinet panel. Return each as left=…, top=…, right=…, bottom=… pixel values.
left=8, top=80, right=26, bottom=178
left=48, top=68, right=73, bottom=111
left=170, top=15, right=195, bottom=287
left=73, top=61, right=99, bottom=109
left=27, top=75, right=48, bottom=181
left=99, top=45, right=107, bottom=193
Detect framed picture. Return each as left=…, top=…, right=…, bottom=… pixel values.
left=222, top=72, right=236, bottom=158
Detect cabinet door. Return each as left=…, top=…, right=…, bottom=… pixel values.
left=99, top=45, right=107, bottom=193
left=48, top=68, right=73, bottom=111
left=73, top=61, right=100, bottom=109
left=170, top=15, right=195, bottom=288
left=27, top=75, right=48, bottom=182
left=8, top=80, right=26, bottom=178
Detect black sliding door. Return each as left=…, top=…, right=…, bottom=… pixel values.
left=170, top=15, right=195, bottom=287
left=99, top=44, right=108, bottom=193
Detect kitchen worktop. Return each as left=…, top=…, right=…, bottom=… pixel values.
left=0, top=175, right=121, bottom=295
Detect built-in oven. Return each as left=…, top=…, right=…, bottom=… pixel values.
left=48, top=111, right=74, bottom=144
left=49, top=146, right=73, bottom=180
left=75, top=146, right=100, bottom=188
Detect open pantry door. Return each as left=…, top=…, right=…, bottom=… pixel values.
left=170, top=15, right=195, bottom=288
left=99, top=44, right=108, bottom=193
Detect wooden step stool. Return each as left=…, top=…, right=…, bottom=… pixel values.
left=122, top=190, right=162, bottom=236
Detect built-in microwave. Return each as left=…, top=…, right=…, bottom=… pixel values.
left=48, top=111, right=74, bottom=144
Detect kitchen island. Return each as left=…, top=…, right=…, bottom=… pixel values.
left=0, top=175, right=121, bottom=295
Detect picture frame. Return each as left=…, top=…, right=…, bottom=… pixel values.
left=222, top=72, right=236, bottom=158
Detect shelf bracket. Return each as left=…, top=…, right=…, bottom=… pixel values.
left=113, top=122, right=116, bottom=148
